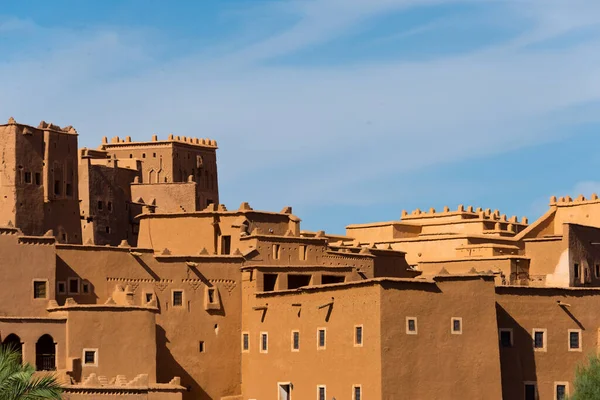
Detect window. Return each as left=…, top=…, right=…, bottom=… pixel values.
left=318, top=328, right=326, bottom=349
left=153, top=153, right=156, bottom=158
left=273, top=244, right=281, bottom=260
left=221, top=235, right=231, bottom=255
left=406, top=317, right=417, bottom=335
left=555, top=383, right=568, bottom=400
left=574, top=263, right=580, bottom=280
left=524, top=382, right=537, bottom=400
left=317, top=386, right=326, bottom=400
left=142, top=153, right=146, bottom=158
left=569, top=329, right=582, bottom=351
left=207, top=288, right=215, bottom=304
left=145, top=293, right=154, bottom=303
left=263, top=274, right=278, bottom=292
left=57, top=281, right=66, bottom=295
left=322, top=275, right=345, bottom=284
left=596, top=264, right=600, bottom=278
left=105, top=226, right=111, bottom=234
left=242, top=332, right=249, bottom=352
left=499, top=329, right=513, bottom=348
left=24, top=172, right=32, bottom=184
left=355, top=325, right=363, bottom=346
left=199, top=341, right=205, bottom=353
left=34, top=173, right=41, bottom=185
left=54, top=180, right=60, bottom=195
left=451, top=317, right=462, bottom=334
left=65, top=183, right=72, bottom=196
left=97, top=200, right=103, bottom=211
left=292, top=331, right=300, bottom=351
left=532, top=329, right=547, bottom=352
left=107, top=201, right=112, bottom=212
left=353, top=385, right=362, bottom=400
left=299, top=245, right=307, bottom=261
left=83, top=349, right=98, bottom=366
left=82, top=282, right=90, bottom=294
left=260, top=332, right=268, bottom=353
left=288, top=274, right=311, bottom=289
left=68, top=278, right=80, bottom=294
left=33, top=280, right=47, bottom=299
left=172, top=290, right=183, bottom=307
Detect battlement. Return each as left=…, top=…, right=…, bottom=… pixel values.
left=101, top=134, right=217, bottom=148
left=401, top=204, right=528, bottom=225
left=3, top=117, right=78, bottom=134
left=549, top=193, right=600, bottom=206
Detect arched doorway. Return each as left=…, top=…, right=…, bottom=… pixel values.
left=2, top=334, right=22, bottom=363
left=35, top=334, right=56, bottom=371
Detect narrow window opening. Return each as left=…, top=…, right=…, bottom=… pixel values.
left=107, top=201, right=112, bottom=212
left=221, top=235, right=231, bottom=255
left=35, top=173, right=41, bottom=185
left=500, top=329, right=513, bottom=347
left=406, top=317, right=417, bottom=334
left=208, top=288, right=215, bottom=304
left=24, top=172, right=32, bottom=184
left=353, top=386, right=362, bottom=400
left=82, top=282, right=90, bottom=294
left=273, top=244, right=281, bottom=260
left=322, top=275, right=345, bottom=284
left=260, top=333, right=268, bottom=353
left=242, top=333, right=249, bottom=351
left=318, top=328, right=326, bottom=349
left=299, top=245, right=307, bottom=261
left=57, top=282, right=66, bottom=295
left=263, top=274, right=277, bottom=292
left=287, top=274, right=311, bottom=289
left=556, top=384, right=567, bottom=400
left=54, top=180, right=60, bottom=195
left=145, top=293, right=153, bottom=303
left=524, top=383, right=537, bottom=400
left=574, top=263, right=580, bottom=279
left=199, top=341, right=205, bottom=353
left=173, top=290, right=183, bottom=307
left=292, top=331, right=300, bottom=351
left=355, top=326, right=363, bottom=346
left=318, top=386, right=326, bottom=400
left=65, top=183, right=72, bottom=196
left=569, top=330, right=581, bottom=350
left=97, top=200, right=103, bottom=211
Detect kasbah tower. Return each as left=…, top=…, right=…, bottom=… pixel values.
left=1, top=115, right=599, bottom=400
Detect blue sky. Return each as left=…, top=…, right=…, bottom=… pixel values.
left=2, top=0, right=600, bottom=234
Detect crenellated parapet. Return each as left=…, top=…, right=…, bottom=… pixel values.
left=549, top=193, right=600, bottom=206
left=3, top=117, right=78, bottom=134
left=400, top=204, right=528, bottom=225
left=101, top=134, right=217, bottom=148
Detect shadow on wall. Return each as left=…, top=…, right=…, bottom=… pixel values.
left=496, top=303, right=537, bottom=400
left=55, top=256, right=99, bottom=305
left=156, top=325, right=210, bottom=400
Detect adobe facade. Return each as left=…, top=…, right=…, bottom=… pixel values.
left=2, top=117, right=600, bottom=399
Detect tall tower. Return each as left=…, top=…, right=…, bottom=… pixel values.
left=0, top=118, right=82, bottom=243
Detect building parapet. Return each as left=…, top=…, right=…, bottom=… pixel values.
left=63, top=374, right=184, bottom=394
left=100, top=134, right=217, bottom=148
left=399, top=205, right=528, bottom=225
left=550, top=193, right=600, bottom=207
left=2, top=118, right=78, bottom=135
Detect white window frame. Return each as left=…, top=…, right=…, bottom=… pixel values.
left=354, top=324, right=364, bottom=347
left=499, top=328, right=514, bottom=347
left=352, top=384, right=362, bottom=400
left=291, top=330, right=300, bottom=352
left=532, top=328, right=547, bottom=352
left=57, top=281, right=66, bottom=295
left=524, top=381, right=538, bottom=400
left=317, top=385, right=326, bottom=400
left=406, top=317, right=418, bottom=335
left=451, top=317, right=463, bottom=335
left=82, top=348, right=98, bottom=367
left=242, top=332, right=250, bottom=353
left=68, top=277, right=80, bottom=295
left=317, top=327, right=327, bottom=350
left=32, top=279, right=49, bottom=300
left=568, top=329, right=582, bottom=352
left=260, top=332, right=268, bottom=354
left=171, top=289, right=184, bottom=308
left=554, top=382, right=569, bottom=400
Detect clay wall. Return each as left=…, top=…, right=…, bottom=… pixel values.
left=496, top=286, right=600, bottom=399
left=417, top=258, right=525, bottom=284
left=241, top=281, right=383, bottom=399
left=380, top=276, right=503, bottom=400
left=131, top=182, right=197, bottom=213
left=55, top=245, right=242, bottom=400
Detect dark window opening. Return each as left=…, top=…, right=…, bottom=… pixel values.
left=525, top=384, right=536, bottom=400
left=105, top=226, right=110, bottom=234
left=69, top=279, right=79, bottom=294
left=318, top=329, right=326, bottom=348
left=24, top=172, right=32, bottom=184
left=263, top=274, right=277, bottom=292
left=142, top=153, right=146, bottom=158
left=173, top=291, right=183, bottom=306
left=355, top=326, right=363, bottom=345
left=322, top=275, right=345, bottom=285
left=261, top=333, right=268, bottom=352
left=199, top=341, right=205, bottom=353
left=453, top=319, right=461, bottom=333
left=2, top=334, right=22, bottom=364
left=84, top=351, right=96, bottom=365
left=145, top=293, right=153, bottom=303
left=293, top=331, right=300, bottom=350
left=61, top=233, right=67, bottom=242
left=208, top=288, right=215, bottom=304
left=408, top=319, right=417, bottom=333
left=129, top=154, right=133, bottom=158
left=33, top=281, right=47, bottom=299
left=34, top=173, right=41, bottom=185
left=65, top=183, right=72, bottom=196
left=57, top=282, right=66, bottom=294
left=107, top=201, right=112, bottom=212
left=570, top=331, right=580, bottom=349
left=242, top=333, right=249, bottom=351
left=556, top=384, right=566, bottom=400
left=82, top=283, right=90, bottom=294
left=206, top=199, right=214, bottom=207
left=97, top=200, right=103, bottom=211
left=153, top=153, right=156, bottom=158
left=54, top=180, right=60, bottom=196
left=574, top=263, right=580, bottom=279
left=534, top=331, right=544, bottom=349
left=354, top=386, right=362, bottom=400
left=319, top=387, right=325, bottom=400
left=35, top=334, right=56, bottom=371
left=596, top=264, right=599, bottom=278
left=287, top=274, right=311, bottom=290
left=500, top=330, right=512, bottom=347
left=221, top=235, right=231, bottom=255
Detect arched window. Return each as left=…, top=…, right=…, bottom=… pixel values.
left=36, top=334, right=56, bottom=371
left=2, top=334, right=22, bottom=364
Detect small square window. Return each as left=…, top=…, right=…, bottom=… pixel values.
left=68, top=278, right=80, bottom=294
left=292, top=331, right=300, bottom=351
left=33, top=280, right=47, bottom=299
left=532, top=329, right=547, bottom=351
left=24, top=172, right=32, bottom=184
left=172, top=290, right=183, bottom=307
left=451, top=317, right=462, bottom=334
left=199, top=341, right=205, bottom=353
left=317, top=385, right=326, bottom=400
left=569, top=329, right=582, bottom=351
left=260, top=332, right=268, bottom=353
left=145, top=293, right=154, bottom=303
left=500, top=329, right=513, bottom=348
left=355, top=325, right=363, bottom=346
left=353, top=385, right=362, bottom=400
left=57, top=281, right=66, bottom=295
left=406, top=317, right=417, bottom=335
left=242, top=332, right=249, bottom=352
left=82, top=282, right=90, bottom=294
left=317, top=328, right=326, bottom=349
left=555, top=383, right=568, bottom=400
left=83, top=349, right=97, bottom=366
left=524, top=382, right=537, bottom=400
